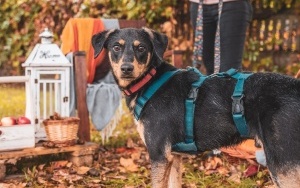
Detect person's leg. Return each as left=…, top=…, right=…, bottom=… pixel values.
left=202, top=4, right=219, bottom=75
left=190, top=2, right=218, bottom=75
left=190, top=2, right=198, bottom=28
left=219, top=0, right=253, bottom=72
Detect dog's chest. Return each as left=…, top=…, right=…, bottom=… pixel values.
left=135, top=120, right=146, bottom=145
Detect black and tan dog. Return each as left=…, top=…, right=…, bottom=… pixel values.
left=92, top=28, right=300, bottom=188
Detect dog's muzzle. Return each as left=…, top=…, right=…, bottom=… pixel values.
left=121, top=63, right=134, bottom=75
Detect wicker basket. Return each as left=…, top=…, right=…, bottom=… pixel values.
left=43, top=117, right=80, bottom=144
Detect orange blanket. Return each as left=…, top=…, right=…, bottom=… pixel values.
left=61, top=18, right=107, bottom=83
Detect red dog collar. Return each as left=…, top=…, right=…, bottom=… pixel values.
left=123, top=68, right=157, bottom=96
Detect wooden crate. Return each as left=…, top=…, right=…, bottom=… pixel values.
left=0, top=76, right=35, bottom=151
left=0, top=124, right=35, bottom=151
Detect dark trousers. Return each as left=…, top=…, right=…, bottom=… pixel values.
left=190, top=0, right=253, bottom=74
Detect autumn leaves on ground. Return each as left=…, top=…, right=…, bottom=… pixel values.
left=1, top=110, right=274, bottom=188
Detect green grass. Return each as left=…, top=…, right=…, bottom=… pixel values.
left=0, top=84, right=27, bottom=117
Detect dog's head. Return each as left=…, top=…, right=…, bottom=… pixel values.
left=92, top=28, right=168, bottom=88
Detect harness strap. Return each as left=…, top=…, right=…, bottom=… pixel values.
left=218, top=68, right=252, bottom=136
left=172, top=67, right=208, bottom=152
left=231, top=72, right=252, bottom=137
left=134, top=70, right=180, bottom=120
left=134, top=67, right=252, bottom=154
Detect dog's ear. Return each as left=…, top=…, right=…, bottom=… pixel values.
left=142, top=27, right=168, bottom=62
left=91, top=29, right=115, bottom=58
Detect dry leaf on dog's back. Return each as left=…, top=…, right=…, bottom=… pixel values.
left=120, top=157, right=139, bottom=172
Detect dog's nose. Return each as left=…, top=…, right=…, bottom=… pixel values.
left=121, top=64, right=134, bottom=75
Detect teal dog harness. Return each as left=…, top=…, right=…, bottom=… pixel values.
left=133, top=67, right=252, bottom=152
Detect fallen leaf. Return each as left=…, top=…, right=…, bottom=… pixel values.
left=205, top=169, right=217, bottom=175
left=91, top=179, right=101, bottom=183
left=57, top=169, right=69, bottom=176
left=66, top=162, right=73, bottom=168
left=116, top=147, right=136, bottom=154
left=116, top=147, right=127, bottom=153
left=38, top=164, right=45, bottom=170
left=228, top=172, right=242, bottom=184
left=51, top=175, right=64, bottom=183
left=126, top=138, right=136, bottom=148
left=50, top=160, right=69, bottom=169
left=204, top=156, right=222, bottom=170
left=131, top=150, right=141, bottom=160
left=77, top=166, right=91, bottom=175
left=0, top=183, right=22, bottom=188
left=37, top=177, right=47, bottom=184
left=120, top=157, right=139, bottom=172
left=244, top=165, right=258, bottom=177
left=66, top=174, right=83, bottom=183
left=217, top=166, right=230, bottom=176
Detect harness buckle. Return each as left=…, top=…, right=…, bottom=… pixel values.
left=231, top=95, right=244, bottom=115
left=188, top=87, right=198, bottom=101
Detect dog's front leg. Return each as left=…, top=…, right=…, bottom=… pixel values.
left=168, top=154, right=182, bottom=188
left=151, top=154, right=182, bottom=188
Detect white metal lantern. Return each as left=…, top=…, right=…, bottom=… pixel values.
left=22, top=28, right=72, bottom=141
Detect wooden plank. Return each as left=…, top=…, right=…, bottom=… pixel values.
left=0, top=76, right=29, bottom=83
left=0, top=142, right=98, bottom=160
left=73, top=51, right=90, bottom=142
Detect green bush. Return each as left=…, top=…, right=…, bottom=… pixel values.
left=0, top=0, right=175, bottom=76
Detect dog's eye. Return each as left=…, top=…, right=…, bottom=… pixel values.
left=138, top=45, right=146, bottom=52
left=113, top=45, right=121, bottom=52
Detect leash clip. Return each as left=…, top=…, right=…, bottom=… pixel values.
left=231, top=95, right=244, bottom=115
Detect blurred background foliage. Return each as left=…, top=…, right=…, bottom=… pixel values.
left=0, top=0, right=299, bottom=76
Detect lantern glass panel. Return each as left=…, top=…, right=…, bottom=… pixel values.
left=39, top=82, right=61, bottom=120
left=38, top=72, right=64, bottom=120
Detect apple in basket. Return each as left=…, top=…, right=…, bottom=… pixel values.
left=17, top=116, right=31, bottom=125
left=1, top=117, right=17, bottom=126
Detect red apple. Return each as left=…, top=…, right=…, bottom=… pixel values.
left=17, top=116, right=31, bottom=125
left=1, top=117, right=17, bottom=126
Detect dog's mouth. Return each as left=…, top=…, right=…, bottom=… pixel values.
left=120, top=75, right=136, bottom=80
